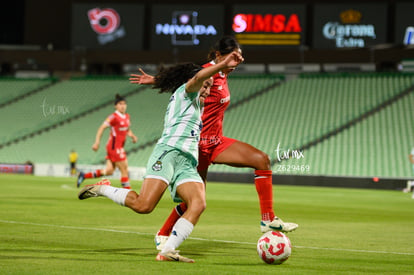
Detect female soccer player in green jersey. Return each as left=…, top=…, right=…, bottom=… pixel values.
left=77, top=51, right=244, bottom=263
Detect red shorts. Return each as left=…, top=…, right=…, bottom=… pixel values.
left=198, top=136, right=237, bottom=171
left=106, top=147, right=127, bottom=163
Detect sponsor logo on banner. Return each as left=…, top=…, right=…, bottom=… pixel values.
left=0, top=163, right=33, bottom=174
left=33, top=163, right=146, bottom=179
left=403, top=26, right=414, bottom=45
left=155, top=11, right=218, bottom=45
left=232, top=13, right=302, bottom=46
left=322, top=9, right=376, bottom=48
left=87, top=8, right=126, bottom=45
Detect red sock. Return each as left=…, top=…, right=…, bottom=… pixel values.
left=121, top=177, right=131, bottom=189
left=84, top=170, right=101, bottom=179
left=158, top=202, right=187, bottom=236
left=255, top=170, right=275, bottom=221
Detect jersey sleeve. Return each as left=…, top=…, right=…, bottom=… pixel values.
left=127, top=114, right=131, bottom=128
left=104, top=114, right=116, bottom=127
left=183, top=83, right=199, bottom=100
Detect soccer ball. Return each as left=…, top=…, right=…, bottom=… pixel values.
left=257, top=231, right=292, bottom=264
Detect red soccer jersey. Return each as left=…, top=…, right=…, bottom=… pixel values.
left=104, top=111, right=130, bottom=150
left=201, top=61, right=230, bottom=139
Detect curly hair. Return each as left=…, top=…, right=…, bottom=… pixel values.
left=207, top=36, right=241, bottom=61
left=153, top=63, right=202, bottom=93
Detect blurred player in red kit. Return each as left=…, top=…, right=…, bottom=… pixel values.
left=77, top=94, right=138, bottom=189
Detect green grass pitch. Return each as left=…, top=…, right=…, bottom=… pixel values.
left=0, top=173, right=413, bottom=274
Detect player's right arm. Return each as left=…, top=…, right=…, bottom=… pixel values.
left=92, top=122, right=109, bottom=151
left=129, top=68, right=155, bottom=85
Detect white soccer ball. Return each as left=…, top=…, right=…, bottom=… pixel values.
left=257, top=231, right=292, bottom=264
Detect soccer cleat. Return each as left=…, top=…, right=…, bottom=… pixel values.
left=156, top=249, right=194, bottom=263
left=155, top=232, right=169, bottom=251
left=78, top=179, right=111, bottom=200
left=261, top=217, right=299, bottom=233
left=76, top=172, right=85, bottom=188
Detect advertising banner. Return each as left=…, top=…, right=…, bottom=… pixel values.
left=313, top=4, right=387, bottom=49
left=71, top=3, right=144, bottom=50
left=395, top=3, right=414, bottom=45
left=0, top=163, right=33, bottom=174
left=231, top=4, right=306, bottom=47
left=34, top=163, right=145, bottom=179
left=150, top=4, right=224, bottom=50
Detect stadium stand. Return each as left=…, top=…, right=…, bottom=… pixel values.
left=225, top=74, right=283, bottom=103
left=125, top=74, right=284, bottom=163
left=0, top=77, right=139, bottom=146
left=207, top=73, right=414, bottom=178
left=0, top=77, right=56, bottom=107
left=278, top=91, right=414, bottom=177
left=0, top=75, right=282, bottom=165
left=0, top=85, right=170, bottom=165
left=1, top=73, right=413, bottom=179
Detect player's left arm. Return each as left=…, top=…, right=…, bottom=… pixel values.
left=409, top=153, right=414, bottom=164
left=127, top=128, right=138, bottom=143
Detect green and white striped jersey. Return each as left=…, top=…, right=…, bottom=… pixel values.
left=157, top=83, right=202, bottom=163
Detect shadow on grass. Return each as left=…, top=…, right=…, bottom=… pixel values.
left=0, top=247, right=155, bottom=261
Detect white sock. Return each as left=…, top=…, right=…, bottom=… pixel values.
left=100, top=185, right=130, bottom=206
left=161, top=218, right=194, bottom=253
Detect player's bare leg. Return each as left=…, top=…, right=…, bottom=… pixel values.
left=155, top=169, right=207, bottom=250
left=213, top=141, right=298, bottom=232
left=155, top=141, right=297, bottom=251
left=156, top=181, right=205, bottom=263
left=80, top=177, right=205, bottom=262
left=79, top=178, right=166, bottom=213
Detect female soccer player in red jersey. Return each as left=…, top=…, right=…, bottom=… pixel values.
left=77, top=94, right=138, bottom=189
left=130, top=36, right=298, bottom=250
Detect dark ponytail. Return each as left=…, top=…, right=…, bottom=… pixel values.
left=207, top=36, right=241, bottom=61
